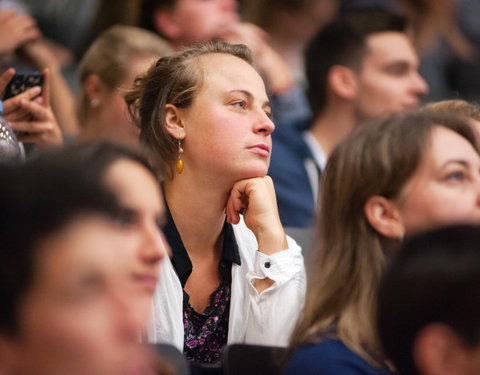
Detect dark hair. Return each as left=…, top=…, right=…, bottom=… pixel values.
left=64, top=141, right=157, bottom=183
left=378, top=225, right=480, bottom=375
left=139, top=0, right=177, bottom=35
left=243, top=0, right=322, bottom=30
left=305, top=7, right=407, bottom=116
left=0, top=147, right=127, bottom=335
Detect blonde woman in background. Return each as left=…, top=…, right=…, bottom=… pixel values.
left=77, top=25, right=172, bottom=146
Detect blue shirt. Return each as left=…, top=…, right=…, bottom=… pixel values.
left=284, top=338, right=394, bottom=375
left=269, top=119, right=316, bottom=228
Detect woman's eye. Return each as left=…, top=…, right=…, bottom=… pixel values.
left=446, top=171, right=466, bottom=181
left=114, top=207, right=135, bottom=228
left=232, top=100, right=247, bottom=109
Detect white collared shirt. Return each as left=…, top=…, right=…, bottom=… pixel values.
left=148, top=216, right=306, bottom=349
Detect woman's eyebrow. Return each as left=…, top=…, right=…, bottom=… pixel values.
left=228, top=89, right=271, bottom=108
left=441, top=160, right=469, bottom=168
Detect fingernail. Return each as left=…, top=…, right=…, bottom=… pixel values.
left=32, top=86, right=41, bottom=94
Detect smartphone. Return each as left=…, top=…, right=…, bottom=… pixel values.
left=3, top=71, right=44, bottom=100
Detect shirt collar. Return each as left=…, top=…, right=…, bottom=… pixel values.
left=302, top=130, right=327, bottom=171
left=162, top=203, right=241, bottom=287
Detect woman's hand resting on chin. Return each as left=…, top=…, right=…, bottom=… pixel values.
left=226, top=176, right=288, bottom=255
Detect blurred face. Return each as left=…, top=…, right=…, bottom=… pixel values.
left=397, top=126, right=480, bottom=235
left=104, top=159, right=168, bottom=307
left=97, top=55, right=157, bottom=146
left=177, top=53, right=274, bottom=184
left=277, top=0, right=338, bottom=43
left=459, top=345, right=480, bottom=375
left=414, top=324, right=480, bottom=375
left=1, top=216, right=154, bottom=375
left=353, top=32, right=428, bottom=121
left=163, top=0, right=238, bottom=44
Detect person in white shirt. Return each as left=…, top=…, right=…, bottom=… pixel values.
left=125, top=40, right=306, bottom=365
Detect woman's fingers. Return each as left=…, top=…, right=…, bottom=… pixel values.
left=226, top=177, right=287, bottom=253
left=12, top=120, right=62, bottom=145
left=0, top=68, right=15, bottom=95
left=9, top=96, right=62, bottom=146
left=10, top=120, right=46, bottom=133
left=18, top=97, right=49, bottom=119
left=3, top=85, right=42, bottom=114
left=226, top=187, right=241, bottom=224
left=226, top=178, right=264, bottom=225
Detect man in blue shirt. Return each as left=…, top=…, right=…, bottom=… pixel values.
left=269, top=7, right=428, bottom=228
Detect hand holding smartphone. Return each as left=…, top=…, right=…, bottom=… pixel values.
left=3, top=71, right=44, bottom=100
left=1, top=68, right=63, bottom=146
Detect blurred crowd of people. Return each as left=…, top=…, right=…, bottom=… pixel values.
left=2, top=1, right=480, bottom=375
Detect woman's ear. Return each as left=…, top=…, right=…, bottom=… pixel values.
left=328, top=65, right=358, bottom=100
left=152, top=8, right=182, bottom=40
left=364, top=195, right=405, bottom=239
left=164, top=104, right=186, bottom=140
left=84, top=74, right=105, bottom=105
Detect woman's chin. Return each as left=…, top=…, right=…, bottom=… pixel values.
left=240, top=167, right=269, bottom=180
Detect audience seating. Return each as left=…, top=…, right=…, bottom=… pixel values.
left=151, top=343, right=191, bottom=375
left=222, top=344, right=287, bottom=375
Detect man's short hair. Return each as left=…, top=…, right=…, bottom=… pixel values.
left=305, top=7, right=407, bottom=116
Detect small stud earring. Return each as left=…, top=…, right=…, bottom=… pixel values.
left=90, top=98, right=100, bottom=108
left=176, top=139, right=184, bottom=174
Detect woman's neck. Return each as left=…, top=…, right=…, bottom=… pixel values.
left=163, top=173, right=231, bottom=256
left=79, top=116, right=110, bottom=142
left=78, top=117, right=99, bottom=142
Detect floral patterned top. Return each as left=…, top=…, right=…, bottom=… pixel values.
left=183, top=282, right=231, bottom=364
left=163, top=205, right=241, bottom=365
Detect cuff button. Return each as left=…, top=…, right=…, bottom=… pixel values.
left=264, top=261, right=271, bottom=268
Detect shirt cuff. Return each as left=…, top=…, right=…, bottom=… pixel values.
left=249, top=237, right=304, bottom=286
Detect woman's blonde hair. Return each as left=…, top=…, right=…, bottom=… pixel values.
left=424, top=99, right=480, bottom=122
left=289, top=110, right=478, bottom=366
left=125, top=41, right=254, bottom=179
left=77, top=25, right=172, bottom=122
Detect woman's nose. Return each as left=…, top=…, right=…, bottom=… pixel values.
left=139, top=223, right=169, bottom=265
left=254, top=110, right=275, bottom=135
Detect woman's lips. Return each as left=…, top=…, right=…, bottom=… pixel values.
left=132, top=274, right=158, bottom=294
left=248, top=144, right=270, bottom=157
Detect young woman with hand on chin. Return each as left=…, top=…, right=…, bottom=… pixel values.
left=126, top=41, right=305, bottom=366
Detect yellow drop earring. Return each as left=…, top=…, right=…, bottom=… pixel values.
left=176, top=139, right=184, bottom=174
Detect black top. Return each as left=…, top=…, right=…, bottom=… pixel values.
left=163, top=206, right=241, bottom=287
